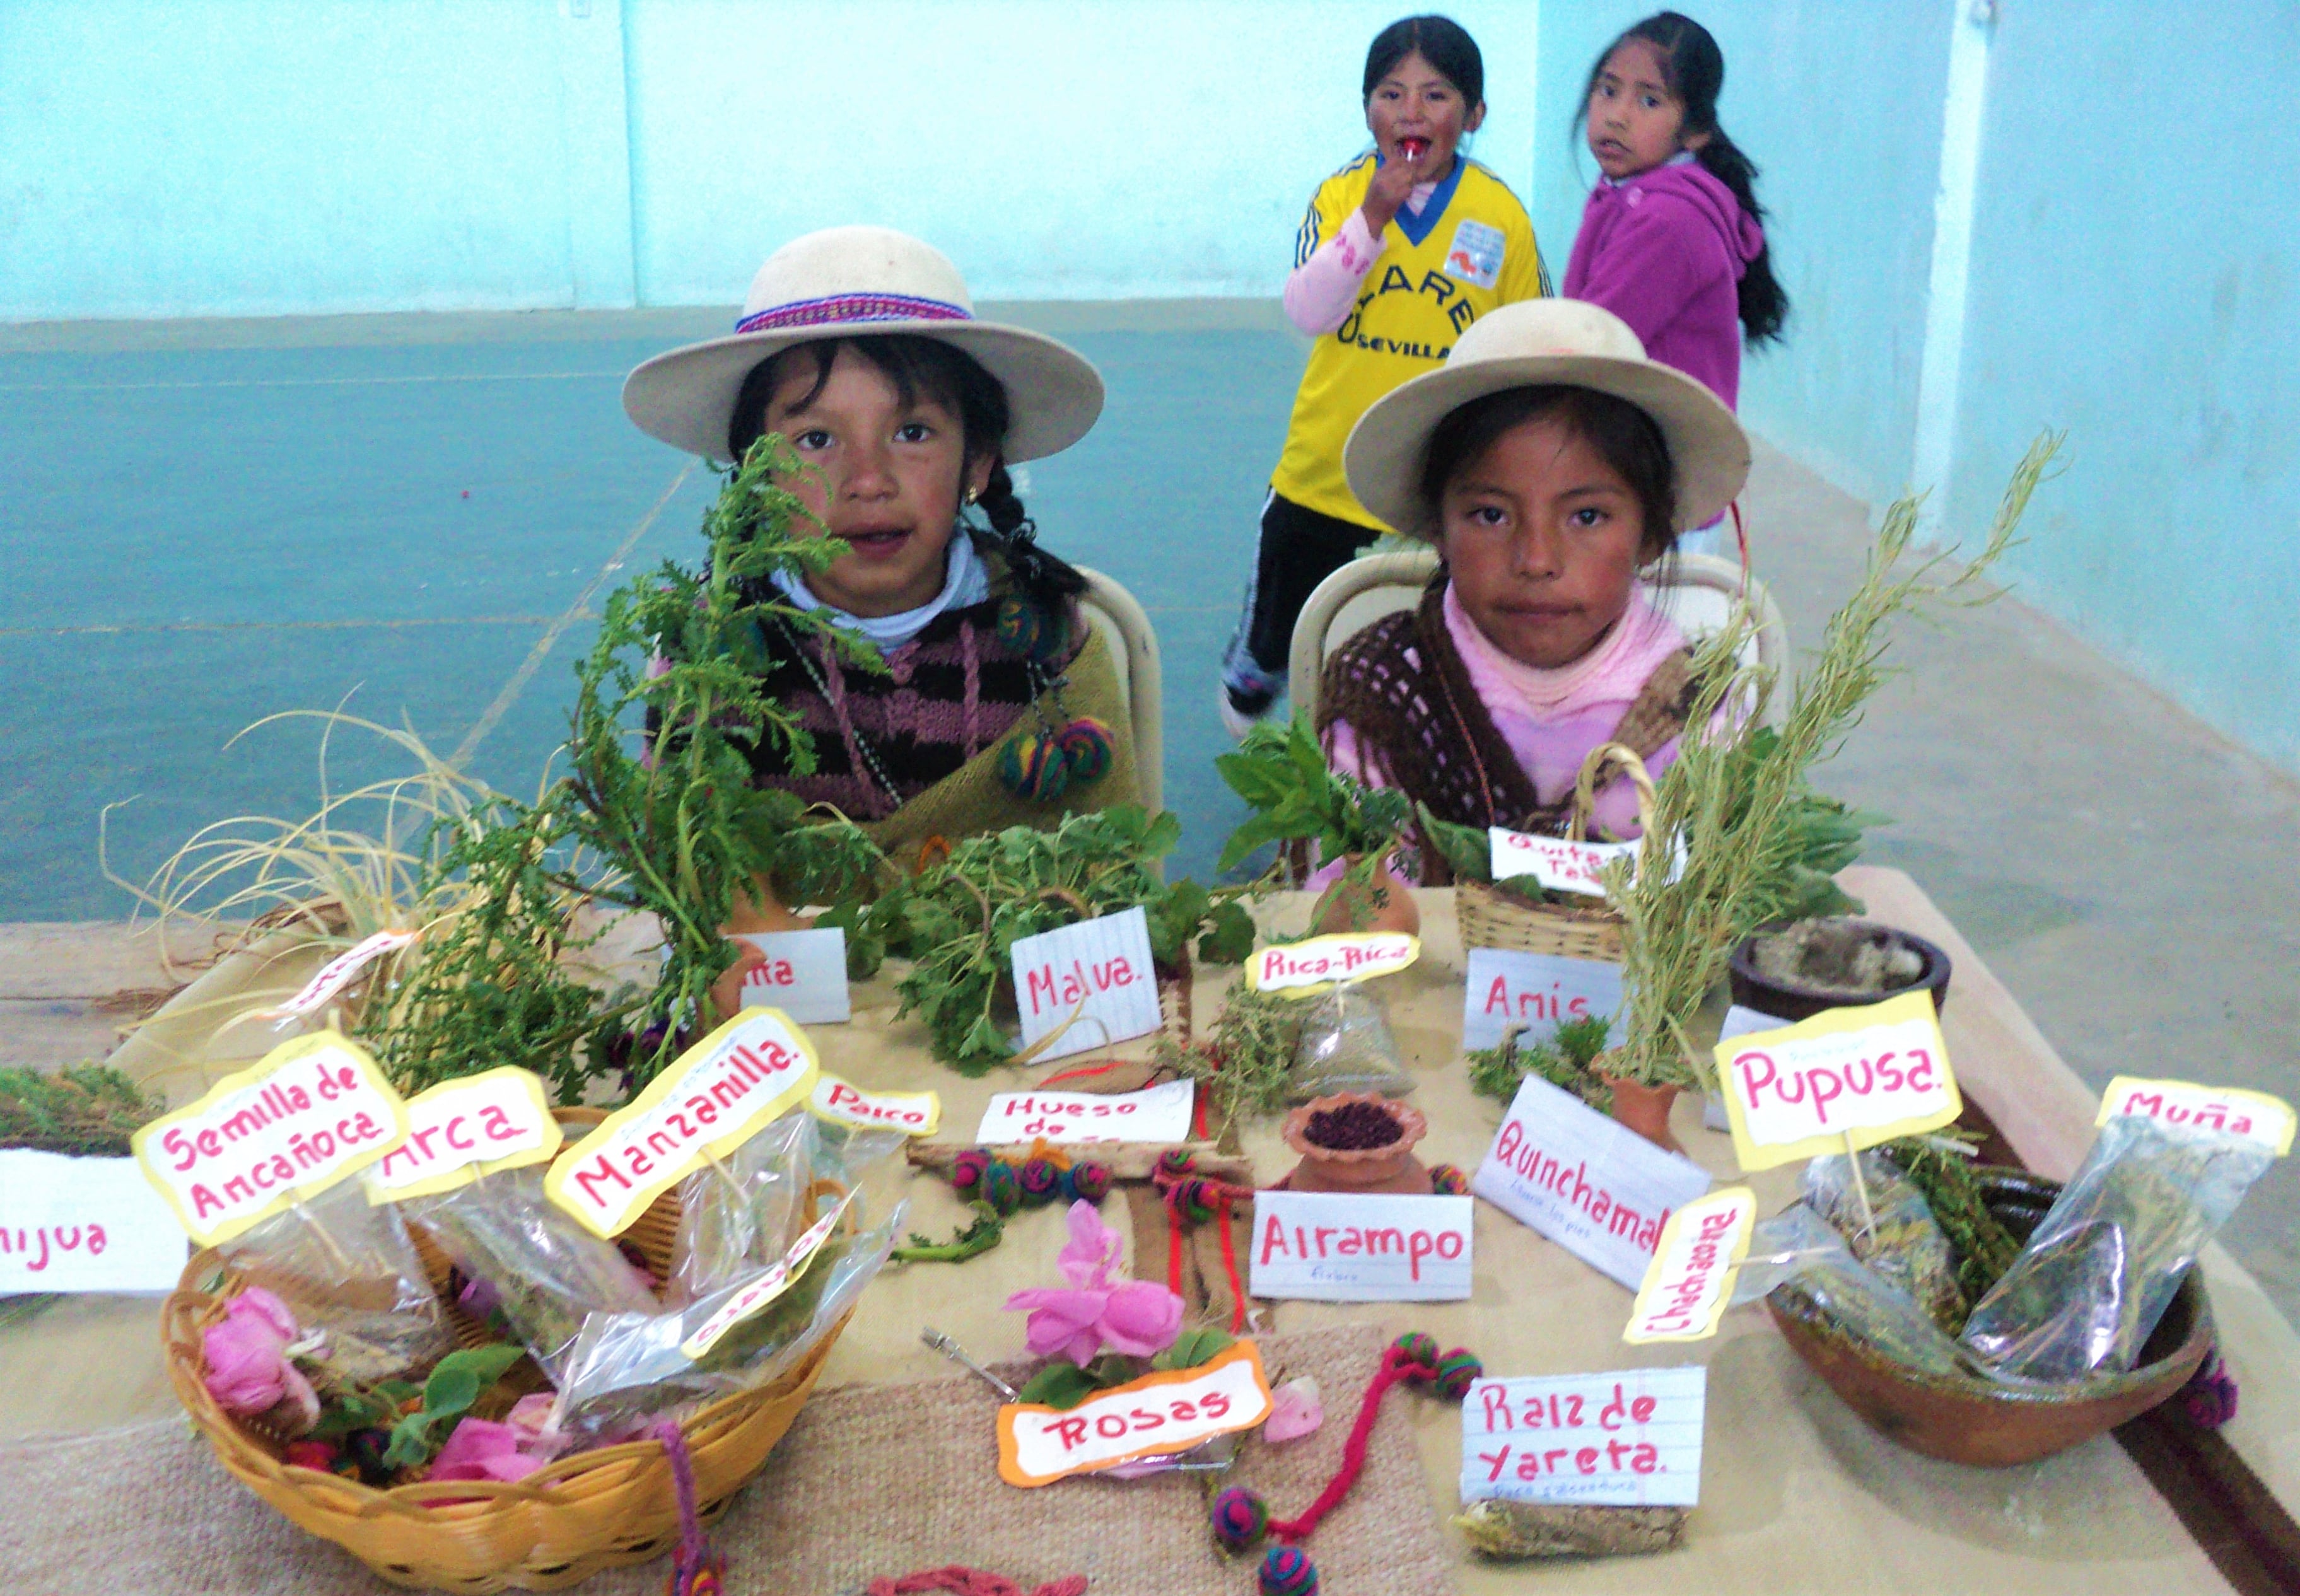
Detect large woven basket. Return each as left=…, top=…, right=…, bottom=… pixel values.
left=162, top=1107, right=853, bottom=1592
left=1455, top=742, right=1657, bottom=963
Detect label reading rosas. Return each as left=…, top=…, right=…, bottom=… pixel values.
left=366, top=1068, right=561, bottom=1203
left=1623, top=1187, right=1757, bottom=1344
left=1246, top=933, right=1419, bottom=997
left=998, top=1340, right=1273, bottom=1487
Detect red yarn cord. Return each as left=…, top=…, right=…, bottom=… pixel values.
left=1268, top=1348, right=1413, bottom=1544
left=1038, top=1059, right=1129, bottom=1088
left=1217, top=1191, right=1246, bottom=1333
left=1167, top=1199, right=1186, bottom=1296
left=1191, top=1089, right=1210, bottom=1140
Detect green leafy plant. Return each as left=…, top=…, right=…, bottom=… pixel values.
left=885, top=806, right=1253, bottom=1074
left=0, top=1063, right=160, bottom=1155
left=892, top=1204, right=1007, bottom=1264
left=1880, top=1134, right=2023, bottom=1305
left=378, top=1343, right=528, bottom=1470
left=1464, top=1014, right=1614, bottom=1111
left=1015, top=1327, right=1238, bottom=1410
left=1154, top=979, right=1308, bottom=1134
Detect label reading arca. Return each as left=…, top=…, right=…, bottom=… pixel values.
left=1623, top=1187, right=1756, bottom=1344
left=366, top=1068, right=562, bottom=1204
left=544, top=1008, right=820, bottom=1238
left=679, top=1193, right=852, bottom=1361
left=1246, top=933, right=1419, bottom=998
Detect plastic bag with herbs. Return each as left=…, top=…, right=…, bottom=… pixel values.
left=668, top=1107, right=904, bottom=1305
left=404, top=1166, right=658, bottom=1385
left=1959, top=1114, right=2274, bottom=1383
left=1732, top=1205, right=1971, bottom=1379
left=1289, top=984, right=1415, bottom=1099
left=1802, top=1151, right=1968, bottom=1333
left=551, top=1202, right=902, bottom=1443
left=219, top=1177, right=453, bottom=1383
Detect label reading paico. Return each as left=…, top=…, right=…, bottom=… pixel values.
left=1712, top=989, right=1959, bottom=1173
left=1246, top=933, right=1419, bottom=998
left=366, top=1068, right=562, bottom=1203
left=545, top=1008, right=819, bottom=1238
left=998, top=1340, right=1273, bottom=1487
left=810, top=1074, right=940, bottom=1137
left=131, top=1034, right=410, bottom=1246
left=2098, top=1077, right=2295, bottom=1156
left=1623, top=1187, right=1757, bottom=1344
left=680, top=1194, right=853, bottom=1361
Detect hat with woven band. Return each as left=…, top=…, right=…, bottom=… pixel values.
left=1342, top=298, right=1751, bottom=536
left=623, top=225, right=1104, bottom=464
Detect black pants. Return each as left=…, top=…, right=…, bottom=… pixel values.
left=1221, top=488, right=1379, bottom=701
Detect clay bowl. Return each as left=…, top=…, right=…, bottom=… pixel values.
left=1280, top=1092, right=1430, bottom=1195
left=1766, top=1168, right=2214, bottom=1467
left=1729, top=917, right=1953, bottom=1024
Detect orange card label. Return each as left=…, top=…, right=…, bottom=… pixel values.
left=996, top=1340, right=1273, bottom=1487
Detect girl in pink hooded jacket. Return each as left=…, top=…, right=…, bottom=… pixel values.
left=1563, top=13, right=1787, bottom=422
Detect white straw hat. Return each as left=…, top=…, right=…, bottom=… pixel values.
left=622, top=226, right=1105, bottom=464
left=1342, top=298, right=1752, bottom=536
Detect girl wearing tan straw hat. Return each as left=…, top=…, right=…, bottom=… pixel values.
left=1311, top=296, right=1751, bottom=876
left=621, top=225, right=1140, bottom=863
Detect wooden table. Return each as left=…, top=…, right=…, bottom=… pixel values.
left=10, top=869, right=2298, bottom=1593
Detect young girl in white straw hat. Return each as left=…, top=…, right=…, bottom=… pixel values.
left=1314, top=296, right=1751, bottom=874
left=621, top=225, right=1139, bottom=863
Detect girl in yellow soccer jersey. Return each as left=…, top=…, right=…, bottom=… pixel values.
left=1220, top=13, right=1549, bottom=735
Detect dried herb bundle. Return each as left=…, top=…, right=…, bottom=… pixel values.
left=1464, top=1014, right=1613, bottom=1112
left=1879, top=1134, right=2023, bottom=1305
left=0, top=1064, right=160, bottom=1155
left=1155, top=979, right=1308, bottom=1134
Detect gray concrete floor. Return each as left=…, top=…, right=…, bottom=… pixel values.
left=4, top=304, right=2295, bottom=1324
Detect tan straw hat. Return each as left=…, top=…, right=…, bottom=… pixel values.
left=622, top=225, right=1105, bottom=464
left=1342, top=298, right=1751, bottom=535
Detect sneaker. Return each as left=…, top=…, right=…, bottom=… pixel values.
left=1218, top=680, right=1278, bottom=742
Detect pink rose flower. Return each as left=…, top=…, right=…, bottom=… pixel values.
left=202, top=1286, right=320, bottom=1436
left=428, top=1418, right=549, bottom=1483
left=1003, top=1201, right=1183, bottom=1366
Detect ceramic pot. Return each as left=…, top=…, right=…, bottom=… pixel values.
left=1602, top=1073, right=1685, bottom=1156
left=1728, top=917, right=1951, bottom=1023
left=1280, top=1093, right=1430, bottom=1194
left=725, top=873, right=809, bottom=934
left=1310, top=859, right=1420, bottom=938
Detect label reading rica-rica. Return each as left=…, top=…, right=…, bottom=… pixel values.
left=1246, top=933, right=1418, bottom=997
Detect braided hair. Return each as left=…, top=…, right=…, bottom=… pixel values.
left=725, top=334, right=1085, bottom=607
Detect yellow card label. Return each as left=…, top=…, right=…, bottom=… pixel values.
left=1246, top=932, right=1420, bottom=997
left=2098, top=1076, right=2294, bottom=1156
left=366, top=1068, right=562, bottom=1203
left=1712, top=990, right=1960, bottom=1173
left=679, top=1192, right=853, bottom=1361
left=544, top=1008, right=819, bottom=1238
left=809, top=1073, right=940, bottom=1137
left=1623, top=1187, right=1756, bottom=1344
left=131, top=1034, right=409, bottom=1245
left=998, top=1340, right=1273, bottom=1487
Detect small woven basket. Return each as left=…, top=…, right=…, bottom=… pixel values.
left=162, top=1107, right=853, bottom=1592
left=1455, top=742, right=1657, bottom=964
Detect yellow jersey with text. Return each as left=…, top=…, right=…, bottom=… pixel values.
left=1272, top=153, right=1548, bottom=531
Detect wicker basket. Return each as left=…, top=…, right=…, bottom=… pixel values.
left=1456, top=742, right=1658, bottom=963
left=162, top=1107, right=854, bottom=1592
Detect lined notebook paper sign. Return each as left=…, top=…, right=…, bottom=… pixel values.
left=1459, top=948, right=1624, bottom=1051
left=0, top=1151, right=186, bottom=1293
left=1461, top=1366, right=1707, bottom=1506
left=1009, top=907, right=1164, bottom=1063
left=735, top=927, right=851, bottom=1025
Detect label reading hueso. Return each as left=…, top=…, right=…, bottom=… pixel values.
left=1246, top=933, right=1419, bottom=997
left=366, top=1068, right=562, bottom=1203
left=1623, top=1187, right=1757, bottom=1344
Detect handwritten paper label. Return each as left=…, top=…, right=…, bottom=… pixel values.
left=1488, top=827, right=1639, bottom=899
left=679, top=1194, right=853, bottom=1360
left=1249, top=1191, right=1473, bottom=1301
left=735, top=928, right=851, bottom=1025
left=256, top=929, right=419, bottom=1020
left=1246, top=933, right=1419, bottom=997
left=1471, top=1073, right=1711, bottom=1290
left=1461, top=1367, right=1706, bottom=1506
left=2098, top=1076, right=2296, bottom=1156
left=998, top=1339, right=1273, bottom=1487
left=810, top=1074, right=940, bottom=1137
left=132, top=1034, right=410, bottom=1246
left=1010, top=907, right=1163, bottom=1063
left=975, top=1079, right=1194, bottom=1147
left=1460, top=948, right=1625, bottom=1052
left=1713, top=990, right=1959, bottom=1172
left=0, top=1151, right=187, bottom=1293
left=1623, top=1187, right=1756, bottom=1344
left=1708, top=1007, right=1789, bottom=1130
left=545, top=1008, right=819, bottom=1238
left=366, top=1069, right=561, bottom=1203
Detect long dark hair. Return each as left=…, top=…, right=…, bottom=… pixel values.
left=1363, top=14, right=1483, bottom=108
left=725, top=334, right=1083, bottom=603
left=1577, top=12, right=1788, bottom=346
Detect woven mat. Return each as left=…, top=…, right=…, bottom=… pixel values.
left=0, top=1324, right=1452, bottom=1596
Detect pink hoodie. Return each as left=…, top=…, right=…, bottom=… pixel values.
left=1562, top=158, right=1763, bottom=409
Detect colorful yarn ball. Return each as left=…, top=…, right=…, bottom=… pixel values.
left=1067, top=1160, right=1113, bottom=1203
left=978, top=1158, right=1021, bottom=1216
left=1210, top=1486, right=1269, bottom=1552
left=997, top=730, right=1070, bottom=803
left=1054, top=717, right=1114, bottom=786
left=1166, top=1175, right=1220, bottom=1223
left=1392, top=1332, right=1440, bottom=1373
left=1427, top=1163, right=1470, bottom=1196
left=1432, top=1349, right=1485, bottom=1401
left=949, top=1148, right=991, bottom=1194
left=1258, top=1545, right=1319, bottom=1596
left=1015, top=1156, right=1064, bottom=1206
left=284, top=1439, right=338, bottom=1472
left=994, top=594, right=1066, bottom=662
left=1157, top=1148, right=1198, bottom=1180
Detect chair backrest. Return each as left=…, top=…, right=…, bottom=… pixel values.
left=1287, top=549, right=1790, bottom=726
left=1075, top=567, right=1164, bottom=814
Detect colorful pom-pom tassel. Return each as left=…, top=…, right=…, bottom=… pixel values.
left=1392, top=1332, right=1440, bottom=1373
left=1068, top=1161, right=1112, bottom=1202
left=1211, top=1486, right=1270, bottom=1553
left=997, top=729, right=1070, bottom=802
left=1432, top=1349, right=1484, bottom=1401
left=978, top=1159, right=1021, bottom=1216
left=1157, top=1148, right=1198, bottom=1180
left=995, top=594, right=1066, bottom=663
left=1166, top=1175, right=1220, bottom=1223
left=1427, top=1162, right=1469, bottom=1196
left=1259, top=1545, right=1319, bottom=1596
left=1016, top=1156, right=1064, bottom=1206
left=285, top=1439, right=339, bottom=1472
left=949, top=1148, right=991, bottom=1194
left=1054, top=717, right=1113, bottom=785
